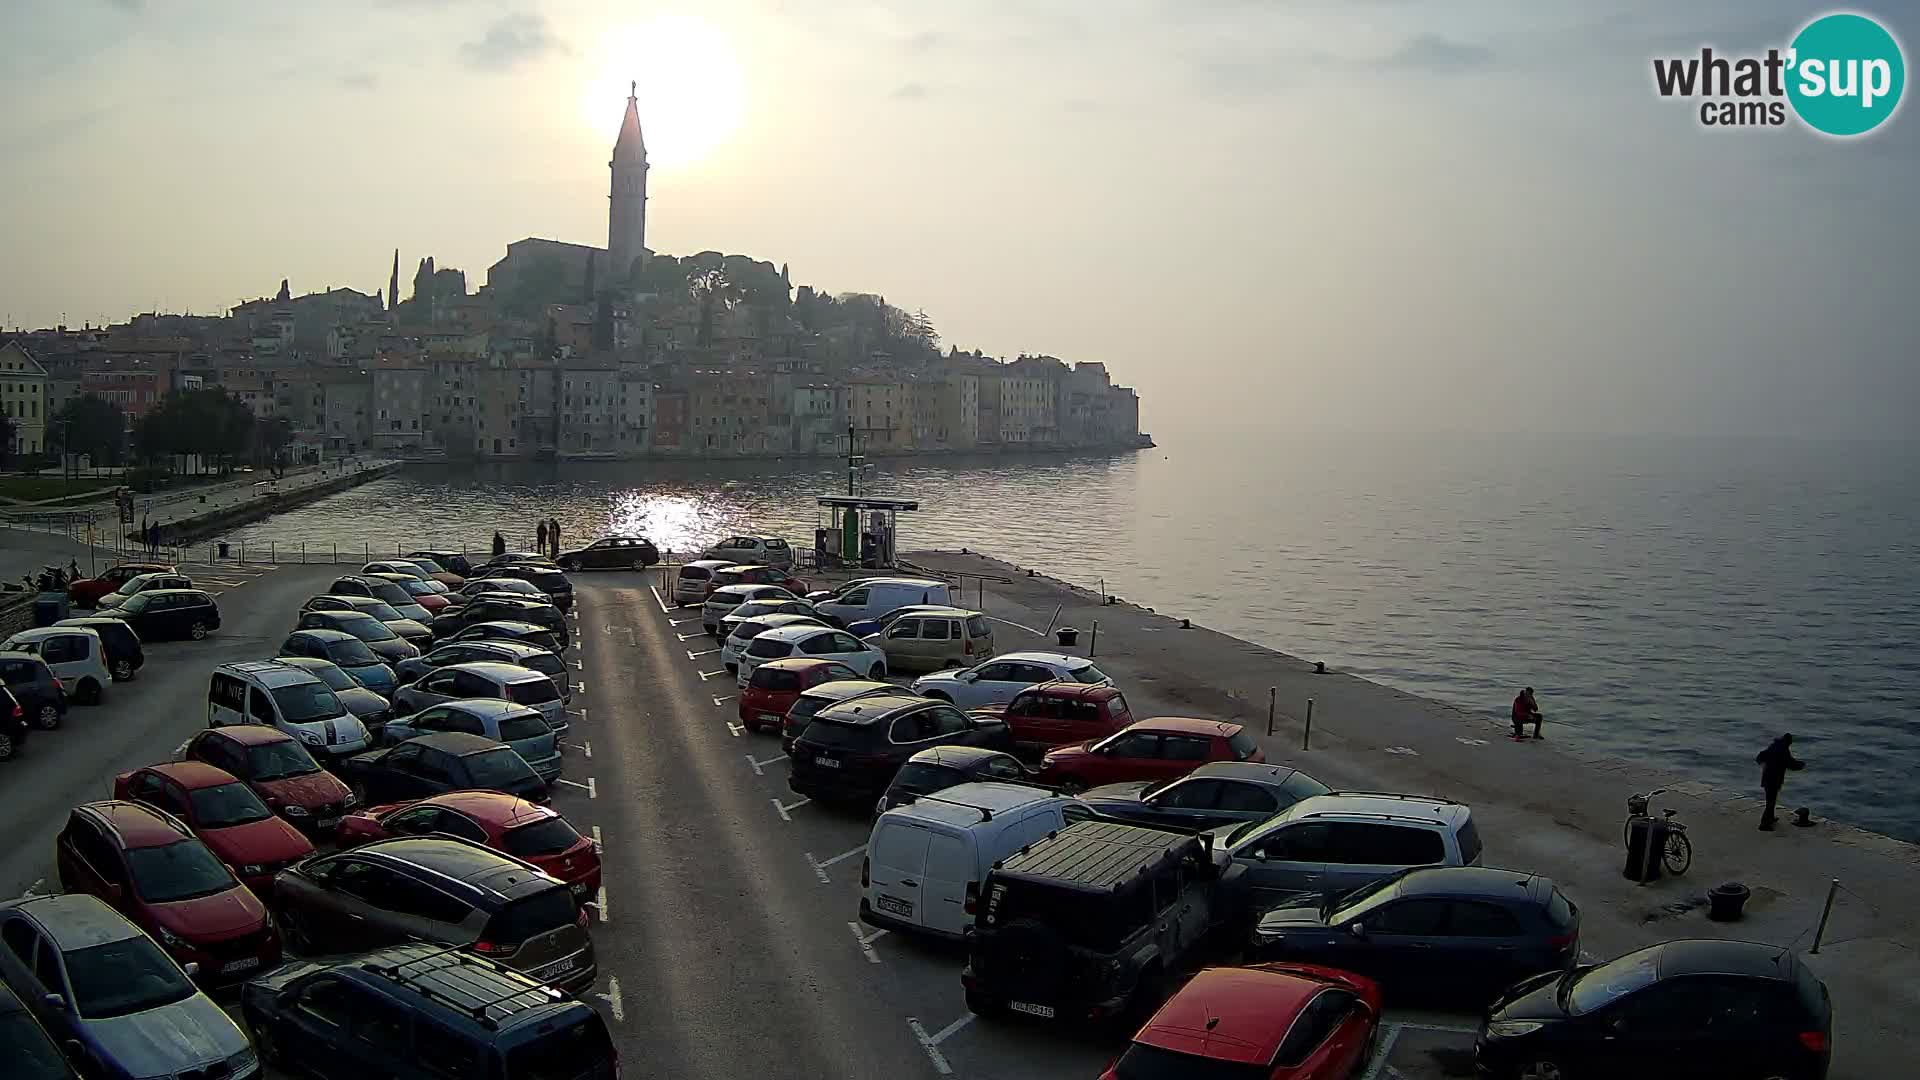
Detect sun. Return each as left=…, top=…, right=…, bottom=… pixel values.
left=582, top=15, right=746, bottom=170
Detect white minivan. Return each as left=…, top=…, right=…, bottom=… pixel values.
left=206, top=659, right=371, bottom=759
left=859, top=782, right=1093, bottom=940
left=815, top=578, right=955, bottom=627
left=1, top=627, right=111, bottom=705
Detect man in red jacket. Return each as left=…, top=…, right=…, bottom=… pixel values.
left=1512, top=687, right=1543, bottom=739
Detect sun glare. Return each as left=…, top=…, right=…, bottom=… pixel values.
left=583, top=15, right=746, bottom=169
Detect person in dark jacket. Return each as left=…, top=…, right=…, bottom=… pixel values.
left=537, top=519, right=548, bottom=553
left=492, top=531, right=507, bottom=556
left=1756, top=733, right=1805, bottom=830
left=1511, top=687, right=1542, bottom=739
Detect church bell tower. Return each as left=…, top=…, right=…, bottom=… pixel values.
left=607, top=82, right=648, bottom=285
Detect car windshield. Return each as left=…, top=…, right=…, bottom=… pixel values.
left=273, top=682, right=344, bottom=723
left=788, top=695, right=833, bottom=721
left=366, top=582, right=414, bottom=607
left=1566, top=949, right=1662, bottom=1014
left=340, top=617, right=397, bottom=642
left=325, top=639, right=380, bottom=665
left=464, top=748, right=536, bottom=787
left=120, top=594, right=151, bottom=613
left=484, top=886, right=576, bottom=945
left=1329, top=876, right=1400, bottom=920
left=746, top=637, right=794, bottom=659
left=889, top=762, right=962, bottom=796
left=522, top=654, right=565, bottom=679
left=508, top=679, right=559, bottom=706
left=1112, top=1043, right=1267, bottom=1080
left=304, top=664, right=356, bottom=692
left=63, top=937, right=196, bottom=1019
left=730, top=621, right=772, bottom=643
left=0, top=1011, right=72, bottom=1079
left=126, top=840, right=237, bottom=903
left=1068, top=663, right=1110, bottom=683
left=247, top=740, right=323, bottom=780
left=499, top=714, right=551, bottom=742
left=401, top=580, right=439, bottom=596
left=407, top=558, right=446, bottom=574
left=504, top=1012, right=614, bottom=1080
left=189, top=781, right=273, bottom=828
left=503, top=817, right=581, bottom=857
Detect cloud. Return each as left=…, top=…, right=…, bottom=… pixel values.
left=1381, top=34, right=1495, bottom=72
left=890, top=82, right=929, bottom=100
left=458, top=12, right=567, bottom=71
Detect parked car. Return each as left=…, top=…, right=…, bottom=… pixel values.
left=376, top=574, right=451, bottom=613
left=94, top=571, right=194, bottom=611
left=481, top=552, right=558, bottom=571
left=876, top=745, right=1037, bottom=815
left=1218, top=793, right=1483, bottom=908
left=0, top=980, right=79, bottom=1080
left=781, top=679, right=895, bottom=754
left=207, top=660, right=372, bottom=760
left=1081, top=761, right=1330, bottom=832
left=52, top=616, right=144, bottom=681
left=718, top=597, right=822, bottom=642
left=0, top=652, right=65, bottom=730
left=704, top=534, right=794, bottom=569
left=486, top=564, right=574, bottom=613
left=1477, top=939, right=1832, bottom=1080
left=0, top=894, right=255, bottom=1080
left=328, top=574, right=435, bottom=620
left=672, top=559, right=734, bottom=605
left=54, top=801, right=280, bottom=985
left=962, top=818, right=1240, bottom=1023
left=2, top=627, right=109, bottom=705
left=813, top=577, right=956, bottom=626
left=396, top=639, right=570, bottom=704
left=66, top=561, right=174, bottom=609
left=788, top=693, right=1010, bottom=805
left=383, top=699, right=561, bottom=784
left=390, top=661, right=564, bottom=733
left=706, top=564, right=807, bottom=598
left=272, top=656, right=392, bottom=733
left=841, top=603, right=955, bottom=638
left=294, top=610, right=420, bottom=665
left=738, top=623, right=890, bottom=687
left=111, top=763, right=315, bottom=896
left=972, top=682, right=1136, bottom=756
left=912, top=652, right=1113, bottom=710
left=364, top=559, right=461, bottom=587
left=334, top=791, right=600, bottom=898
left=240, top=943, right=616, bottom=1080
left=720, top=612, right=826, bottom=673
left=443, top=620, right=565, bottom=655
left=407, top=549, right=474, bottom=577
left=176, top=726, right=356, bottom=837
left=862, top=782, right=1090, bottom=939
left=1102, top=963, right=1382, bottom=1080
left=103, top=588, right=220, bottom=642
left=0, top=686, right=29, bottom=761
left=278, top=628, right=399, bottom=696
left=862, top=607, right=997, bottom=674
left=702, top=583, right=799, bottom=636
left=339, top=731, right=548, bottom=805
left=451, top=577, right=548, bottom=604
left=272, top=835, right=596, bottom=993
left=299, top=595, right=433, bottom=647
left=1039, top=717, right=1265, bottom=791
left=737, top=658, right=861, bottom=733
left=556, top=535, right=661, bottom=571
left=433, top=597, right=570, bottom=649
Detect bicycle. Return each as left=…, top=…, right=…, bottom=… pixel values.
left=1625, top=789, right=1692, bottom=876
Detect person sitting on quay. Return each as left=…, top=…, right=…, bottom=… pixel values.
left=1511, top=686, right=1543, bottom=740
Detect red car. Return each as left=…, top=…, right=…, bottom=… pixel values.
left=55, top=800, right=280, bottom=985
left=707, top=564, right=808, bottom=598
left=970, top=682, right=1135, bottom=755
left=738, top=657, right=862, bottom=733
left=67, top=561, right=175, bottom=608
left=1101, top=964, right=1381, bottom=1080
left=1037, top=716, right=1264, bottom=791
left=334, top=790, right=602, bottom=898
left=112, top=762, right=314, bottom=895
left=177, top=725, right=357, bottom=837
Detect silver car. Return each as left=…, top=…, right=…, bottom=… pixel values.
left=391, top=661, right=565, bottom=732
left=910, top=651, right=1113, bottom=711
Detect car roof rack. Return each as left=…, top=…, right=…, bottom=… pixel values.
left=360, top=944, right=561, bottom=1029
left=1320, top=790, right=1458, bottom=807
left=899, top=791, right=993, bottom=821
left=1295, top=809, right=1455, bottom=828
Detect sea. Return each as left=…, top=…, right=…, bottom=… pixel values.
left=227, top=430, right=1920, bottom=841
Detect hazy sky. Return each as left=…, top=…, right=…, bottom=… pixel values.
left=5, top=0, right=1916, bottom=440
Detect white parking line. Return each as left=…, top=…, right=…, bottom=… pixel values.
left=676, top=632, right=705, bottom=642
left=648, top=586, right=670, bottom=614
left=596, top=884, right=611, bottom=924
left=771, top=797, right=810, bottom=822
left=591, top=825, right=604, bottom=854
left=847, top=921, right=886, bottom=964
left=807, top=845, right=866, bottom=883
left=572, top=658, right=584, bottom=670
left=907, top=1014, right=972, bottom=1075
left=697, top=669, right=728, bottom=680
left=554, top=777, right=597, bottom=799
left=1360, top=1023, right=1402, bottom=1080
left=987, top=615, right=1043, bottom=636
left=596, top=977, right=625, bottom=1021
left=1390, top=1021, right=1478, bottom=1034
left=726, top=721, right=746, bottom=738
left=687, top=648, right=719, bottom=660
left=746, top=753, right=789, bottom=776
left=713, top=695, right=734, bottom=707
left=572, top=683, right=587, bottom=694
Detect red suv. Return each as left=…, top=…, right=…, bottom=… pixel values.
left=67, top=561, right=174, bottom=609
left=112, top=762, right=314, bottom=895
left=1101, top=963, right=1381, bottom=1080
left=177, top=725, right=357, bottom=836
left=708, top=564, right=808, bottom=597
left=334, top=790, right=602, bottom=899
left=55, top=800, right=280, bottom=985
left=970, top=682, right=1134, bottom=755
left=1037, top=717, right=1264, bottom=791
left=738, top=658, right=861, bottom=733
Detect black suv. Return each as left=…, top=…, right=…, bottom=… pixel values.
left=339, top=731, right=548, bottom=805
left=433, top=598, right=570, bottom=648
left=241, top=943, right=616, bottom=1080
left=787, top=693, right=1010, bottom=805
left=962, top=818, right=1244, bottom=1025
left=486, top=565, right=574, bottom=613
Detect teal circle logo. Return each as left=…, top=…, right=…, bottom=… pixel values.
left=1787, top=13, right=1905, bottom=136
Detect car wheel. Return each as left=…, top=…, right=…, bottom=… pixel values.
left=869, top=662, right=887, bottom=680
left=34, top=704, right=60, bottom=730
left=562, top=558, right=580, bottom=572
left=190, top=621, right=209, bottom=640
left=631, top=559, right=648, bottom=571
left=1515, top=1061, right=1566, bottom=1080
left=78, top=679, right=103, bottom=706
left=0, top=730, right=14, bottom=761
left=111, top=659, right=135, bottom=681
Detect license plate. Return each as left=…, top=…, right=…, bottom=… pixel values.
left=815, top=756, right=841, bottom=769
left=316, top=817, right=339, bottom=829
left=876, top=895, right=913, bottom=917
left=761, top=714, right=783, bottom=724
left=1008, top=1001, right=1055, bottom=1019
left=222, top=956, right=263, bottom=974
left=531, top=956, right=579, bottom=979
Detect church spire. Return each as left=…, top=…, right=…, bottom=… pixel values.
left=608, top=82, right=649, bottom=285
left=613, top=81, right=645, bottom=160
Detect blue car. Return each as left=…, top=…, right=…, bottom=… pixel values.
left=0, top=894, right=255, bottom=1080
left=381, top=697, right=563, bottom=783
left=279, top=629, right=398, bottom=697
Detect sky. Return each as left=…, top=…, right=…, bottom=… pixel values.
left=4, top=0, right=1917, bottom=441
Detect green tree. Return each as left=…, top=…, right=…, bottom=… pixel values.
left=54, top=394, right=127, bottom=467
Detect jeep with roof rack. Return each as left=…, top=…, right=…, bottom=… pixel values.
left=240, top=942, right=617, bottom=1080
left=960, top=818, right=1250, bottom=1027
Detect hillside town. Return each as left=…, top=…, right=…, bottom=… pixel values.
left=1, top=88, right=1147, bottom=467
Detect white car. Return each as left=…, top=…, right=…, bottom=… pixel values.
left=673, top=559, right=736, bottom=606
left=909, top=651, right=1113, bottom=711
left=705, top=534, right=794, bottom=569
left=721, top=612, right=826, bottom=673
left=702, top=584, right=797, bottom=636
left=1, top=626, right=112, bottom=705
left=737, top=625, right=889, bottom=687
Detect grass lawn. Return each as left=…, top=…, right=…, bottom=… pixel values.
left=0, top=474, right=127, bottom=502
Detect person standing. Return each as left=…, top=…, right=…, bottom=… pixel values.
left=1756, top=733, right=1805, bottom=831
left=537, top=519, right=548, bottom=554
left=493, top=531, right=507, bottom=557
left=1511, top=687, right=1543, bottom=739
left=548, top=517, right=561, bottom=558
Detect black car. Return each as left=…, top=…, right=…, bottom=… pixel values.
left=450, top=578, right=547, bottom=604
left=1080, top=762, right=1332, bottom=832
left=104, top=588, right=220, bottom=642
left=241, top=944, right=614, bottom=1080
left=1478, top=939, right=1833, bottom=1080
left=53, top=617, right=144, bottom=681
left=1252, top=866, right=1579, bottom=998
left=878, top=745, right=1036, bottom=814
left=442, top=620, right=565, bottom=655
left=0, top=653, right=65, bottom=731
left=433, top=597, right=570, bottom=648
left=407, top=550, right=475, bottom=577
left=487, top=565, right=574, bottom=613
left=338, top=731, right=547, bottom=805
left=557, top=536, right=661, bottom=572
left=0, top=981, right=80, bottom=1080
left=787, top=694, right=1010, bottom=805
left=0, top=686, right=32, bottom=761
left=295, top=610, right=420, bottom=666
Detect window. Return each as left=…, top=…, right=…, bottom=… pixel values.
left=384, top=805, right=447, bottom=835
left=885, top=619, right=920, bottom=640
left=1371, top=899, right=1450, bottom=935
left=889, top=711, right=938, bottom=743
left=350, top=988, right=410, bottom=1054
left=247, top=686, right=276, bottom=723
left=1457, top=817, right=1483, bottom=865
left=1214, top=782, right=1279, bottom=814
left=1324, top=823, right=1445, bottom=866
left=416, top=1024, right=480, bottom=1080
left=1275, top=990, right=1360, bottom=1067
left=1, top=920, right=38, bottom=967
left=1447, top=901, right=1523, bottom=937
left=1255, top=822, right=1330, bottom=861
left=1227, top=731, right=1261, bottom=761
left=983, top=757, right=1027, bottom=780
left=1102, top=731, right=1161, bottom=758
left=329, top=859, right=399, bottom=902
left=64, top=819, right=123, bottom=885
left=386, top=876, right=472, bottom=924
left=920, top=619, right=952, bottom=641
left=294, top=976, right=354, bottom=1027
left=40, top=635, right=83, bottom=664
left=926, top=706, right=971, bottom=736
left=1161, top=735, right=1212, bottom=761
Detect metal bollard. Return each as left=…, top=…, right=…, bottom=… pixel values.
left=1088, top=620, right=1098, bottom=657
left=1810, top=879, right=1840, bottom=953
left=1267, top=687, right=1277, bottom=736
left=1302, top=698, right=1315, bottom=750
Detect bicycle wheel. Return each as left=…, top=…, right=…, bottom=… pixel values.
left=1663, top=830, right=1693, bottom=876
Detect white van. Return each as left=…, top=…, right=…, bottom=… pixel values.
left=1, top=627, right=111, bottom=705
left=859, top=782, right=1092, bottom=940
left=207, top=660, right=370, bottom=759
left=815, top=578, right=955, bottom=627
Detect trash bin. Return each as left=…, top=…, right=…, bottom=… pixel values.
left=1056, top=627, right=1079, bottom=647
left=1624, top=818, right=1667, bottom=882
left=218, top=541, right=230, bottom=559
left=1708, top=882, right=1751, bottom=921
left=32, top=592, right=71, bottom=628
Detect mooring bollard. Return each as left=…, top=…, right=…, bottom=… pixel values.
left=1810, top=878, right=1841, bottom=953
left=1267, top=687, right=1278, bottom=736
left=1088, top=620, right=1099, bottom=657
left=1303, top=697, right=1315, bottom=750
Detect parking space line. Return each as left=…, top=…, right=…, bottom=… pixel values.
left=648, top=586, right=670, bottom=613
left=572, top=682, right=587, bottom=694
left=746, top=753, right=788, bottom=776
left=668, top=617, right=699, bottom=627
left=1390, top=1021, right=1478, bottom=1034
left=1361, top=1023, right=1402, bottom=1080
left=807, top=845, right=865, bottom=883
left=726, top=721, right=746, bottom=737
left=676, top=631, right=705, bottom=642
left=568, top=707, right=588, bottom=719
left=572, top=658, right=584, bottom=670
left=555, top=777, right=597, bottom=799
left=687, top=648, right=719, bottom=660
left=907, top=1016, right=966, bottom=1075
left=771, top=797, right=810, bottom=822
left=697, top=669, right=728, bottom=680
left=591, top=825, right=603, bottom=854
left=713, top=695, right=734, bottom=707
left=847, top=921, right=885, bottom=964
left=596, top=884, right=611, bottom=924
left=596, top=977, right=625, bottom=1022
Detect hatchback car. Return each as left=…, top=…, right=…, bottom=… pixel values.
left=705, top=534, right=794, bottom=569
left=363, top=559, right=461, bottom=587
left=703, top=583, right=800, bottom=636
left=781, top=679, right=895, bottom=753
left=272, top=835, right=596, bottom=993
left=718, top=597, right=822, bottom=641
left=912, top=651, right=1113, bottom=710
left=433, top=597, right=570, bottom=648
left=0, top=686, right=30, bottom=761
left=279, top=628, right=399, bottom=696
left=737, top=658, right=863, bottom=733
left=52, top=616, right=144, bottom=681
left=877, top=745, right=1035, bottom=814
left=54, top=801, right=280, bottom=985
left=481, top=552, right=559, bottom=571
left=94, top=571, right=194, bottom=610
left=335, top=791, right=601, bottom=898
left=0, top=894, right=255, bottom=1080
left=295, top=609, right=420, bottom=665
left=0, top=981, right=78, bottom=1080
left=1101, top=963, right=1381, bottom=1080
left=1039, top=717, right=1265, bottom=791
left=972, top=682, right=1137, bottom=756
left=452, top=576, right=548, bottom=604
left=444, top=620, right=565, bottom=655
left=105, top=588, right=220, bottom=642
left=558, top=535, right=661, bottom=571
left=383, top=699, right=561, bottom=783
left=407, top=550, right=474, bottom=577
left=376, top=573, right=451, bottom=613
left=395, top=638, right=570, bottom=703
left=739, top=624, right=889, bottom=686
left=328, top=574, right=435, bottom=621
left=299, top=595, right=433, bottom=647
left=66, top=561, right=174, bottom=608
left=3, top=627, right=111, bottom=705
left=392, top=661, right=565, bottom=734
left=176, top=726, right=356, bottom=836
left=721, top=612, right=827, bottom=673
left=787, top=693, right=1011, bottom=804
left=1219, top=793, right=1483, bottom=908
left=486, top=565, right=574, bottom=613
left=273, top=656, right=393, bottom=731
left=708, top=564, right=807, bottom=598
left=340, top=731, right=548, bottom=806
left=672, top=559, right=734, bottom=605
left=0, top=652, right=66, bottom=730
left=111, top=763, right=315, bottom=896
left=1081, top=761, right=1330, bottom=832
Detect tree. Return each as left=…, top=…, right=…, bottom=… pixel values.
left=0, top=412, right=15, bottom=469
left=53, top=394, right=127, bottom=467
left=130, top=388, right=257, bottom=474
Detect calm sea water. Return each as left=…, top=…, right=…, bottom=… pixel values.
left=230, top=432, right=1920, bottom=840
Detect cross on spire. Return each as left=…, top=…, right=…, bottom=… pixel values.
left=629, top=80, right=637, bottom=100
